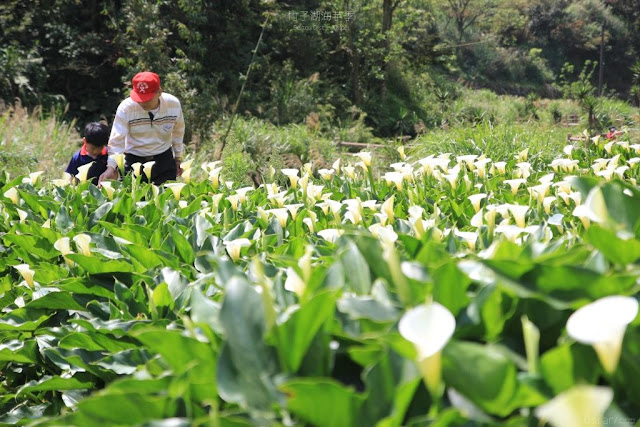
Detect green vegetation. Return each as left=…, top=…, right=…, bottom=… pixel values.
left=1, top=126, right=640, bottom=425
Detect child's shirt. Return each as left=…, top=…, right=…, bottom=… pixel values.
left=65, top=144, right=109, bottom=184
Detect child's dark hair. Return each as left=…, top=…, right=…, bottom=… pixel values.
left=84, top=122, right=109, bottom=146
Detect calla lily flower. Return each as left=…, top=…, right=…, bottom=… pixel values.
left=52, top=179, right=70, bottom=187
left=317, top=228, right=344, bottom=243
left=303, top=210, right=317, bottom=232
left=572, top=205, right=591, bottom=229
left=354, top=151, right=372, bottom=167
left=343, top=165, right=356, bottom=179
left=165, top=182, right=186, bottom=200
left=181, top=168, right=192, bottom=183
left=535, top=385, right=613, bottom=427
left=227, top=194, right=240, bottom=211
left=516, top=148, right=528, bottom=162
left=181, top=159, right=194, bottom=170
left=14, top=264, right=36, bottom=289
left=285, top=204, right=303, bottom=220
left=399, top=302, right=456, bottom=394
left=113, top=153, right=125, bottom=171
left=224, top=238, right=251, bottom=262
left=130, top=162, right=143, bottom=178
left=491, top=161, right=507, bottom=175
left=566, top=295, right=638, bottom=374
left=384, top=172, right=404, bottom=190
left=236, top=186, right=254, bottom=203
left=468, top=193, right=486, bottom=213
left=318, top=168, right=335, bottom=180
left=507, top=204, right=529, bottom=228
left=4, top=187, right=19, bottom=204
left=209, top=167, right=223, bottom=189
left=281, top=169, right=300, bottom=189
left=75, top=163, right=95, bottom=183
left=268, top=208, right=289, bottom=228
left=29, top=171, right=44, bottom=185
left=17, top=208, right=28, bottom=223
left=143, top=161, right=155, bottom=180
left=332, top=158, right=341, bottom=173
left=380, top=195, right=395, bottom=224
left=454, top=230, right=478, bottom=251
left=369, top=223, right=398, bottom=245
left=397, top=146, right=406, bottom=160
left=299, top=174, right=310, bottom=193
left=54, top=237, right=75, bottom=266
left=54, top=237, right=72, bottom=256
left=73, top=234, right=92, bottom=256
left=101, top=181, right=115, bottom=200
left=284, top=267, right=306, bottom=297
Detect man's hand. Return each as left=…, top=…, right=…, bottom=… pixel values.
left=98, top=166, right=119, bottom=186
left=176, top=159, right=182, bottom=177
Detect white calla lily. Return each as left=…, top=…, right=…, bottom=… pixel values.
left=566, top=296, right=638, bottom=374
left=165, top=183, right=186, bottom=200
left=399, top=302, right=456, bottom=394
left=73, top=234, right=92, bottom=256
left=535, top=385, right=613, bottom=427
left=224, top=238, right=251, bottom=261
left=14, top=264, right=36, bottom=289
left=143, top=161, right=155, bottom=180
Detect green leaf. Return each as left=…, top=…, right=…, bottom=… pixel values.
left=18, top=374, right=95, bottom=395
left=2, top=234, right=59, bottom=260
left=169, top=226, right=195, bottom=265
left=442, top=341, right=519, bottom=416
left=0, top=309, right=52, bottom=331
left=0, top=339, right=38, bottom=363
left=134, top=329, right=217, bottom=403
left=432, top=261, right=471, bottom=316
left=281, top=378, right=366, bottom=427
left=217, top=277, right=280, bottom=410
left=274, top=290, right=338, bottom=372
left=66, top=254, right=133, bottom=274
left=340, top=241, right=372, bottom=294
left=539, top=343, right=600, bottom=394
left=584, top=225, right=640, bottom=264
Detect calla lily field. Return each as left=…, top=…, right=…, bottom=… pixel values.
left=1, top=135, right=640, bottom=426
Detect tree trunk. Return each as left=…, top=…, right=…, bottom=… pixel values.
left=381, top=0, right=393, bottom=99
left=598, top=21, right=605, bottom=97
left=346, top=0, right=362, bottom=105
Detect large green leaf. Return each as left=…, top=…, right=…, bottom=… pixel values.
left=274, top=290, right=338, bottom=373
left=442, top=341, right=519, bottom=416
left=66, top=254, right=134, bottom=274
left=281, top=378, right=366, bottom=427
left=217, top=277, right=280, bottom=410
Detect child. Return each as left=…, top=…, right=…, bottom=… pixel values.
left=65, top=122, right=110, bottom=184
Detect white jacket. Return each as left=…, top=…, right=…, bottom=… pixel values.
left=107, top=92, right=185, bottom=169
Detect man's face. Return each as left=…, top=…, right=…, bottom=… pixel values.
left=85, top=143, right=104, bottom=158
left=137, top=89, right=162, bottom=110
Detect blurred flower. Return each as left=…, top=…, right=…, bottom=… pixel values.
left=566, top=296, right=638, bottom=374
left=535, top=385, right=612, bottom=427
left=317, top=228, right=344, bottom=243
left=399, top=302, right=456, bottom=394
left=224, top=238, right=251, bottom=262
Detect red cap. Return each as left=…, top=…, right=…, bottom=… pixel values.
left=130, top=71, right=160, bottom=103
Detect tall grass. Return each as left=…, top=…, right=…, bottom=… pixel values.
left=0, top=101, right=79, bottom=180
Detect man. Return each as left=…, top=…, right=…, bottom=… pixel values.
left=99, top=71, right=185, bottom=185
